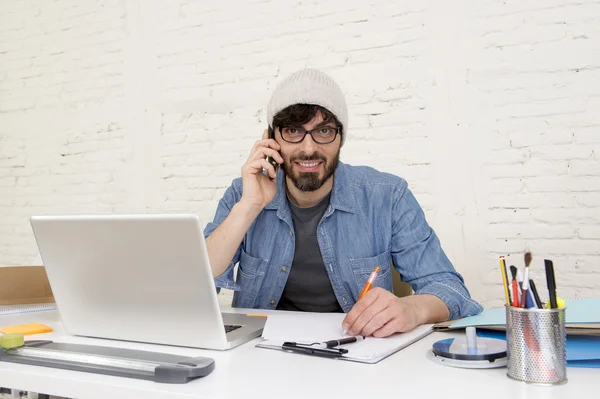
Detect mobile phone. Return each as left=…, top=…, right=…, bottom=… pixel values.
left=266, top=126, right=279, bottom=171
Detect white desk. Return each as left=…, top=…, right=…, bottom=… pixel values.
left=0, top=309, right=596, bottom=399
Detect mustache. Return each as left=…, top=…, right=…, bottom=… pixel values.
left=290, top=153, right=327, bottom=163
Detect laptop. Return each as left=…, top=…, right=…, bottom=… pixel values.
left=30, top=214, right=265, bottom=350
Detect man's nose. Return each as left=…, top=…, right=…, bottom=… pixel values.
left=300, top=132, right=319, bottom=154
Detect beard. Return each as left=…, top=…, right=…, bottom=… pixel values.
left=282, top=150, right=340, bottom=192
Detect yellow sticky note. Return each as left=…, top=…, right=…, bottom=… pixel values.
left=0, top=323, right=53, bottom=336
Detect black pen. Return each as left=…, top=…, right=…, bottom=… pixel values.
left=319, top=336, right=364, bottom=349
left=529, top=279, right=543, bottom=309
left=282, top=342, right=348, bottom=358
left=545, top=259, right=558, bottom=309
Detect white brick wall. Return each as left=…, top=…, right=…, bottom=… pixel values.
left=1, top=0, right=599, bottom=307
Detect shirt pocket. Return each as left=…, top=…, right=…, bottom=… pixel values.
left=234, top=248, right=267, bottom=308
left=349, top=250, right=393, bottom=296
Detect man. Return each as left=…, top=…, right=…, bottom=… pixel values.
left=204, top=68, right=482, bottom=338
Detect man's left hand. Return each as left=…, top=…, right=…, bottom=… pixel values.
left=341, top=288, right=421, bottom=338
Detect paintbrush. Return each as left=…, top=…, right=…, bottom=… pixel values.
left=520, top=251, right=532, bottom=308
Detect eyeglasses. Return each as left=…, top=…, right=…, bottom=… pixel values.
left=277, top=126, right=341, bottom=144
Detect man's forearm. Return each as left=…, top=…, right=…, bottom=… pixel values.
left=205, top=201, right=262, bottom=277
left=403, top=294, right=450, bottom=324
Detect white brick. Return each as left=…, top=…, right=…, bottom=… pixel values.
left=527, top=176, right=600, bottom=193
left=576, top=193, right=600, bottom=208
left=488, top=178, right=526, bottom=194
left=0, top=97, right=35, bottom=112
left=166, top=189, right=213, bottom=202
left=486, top=224, right=576, bottom=239
left=570, top=160, right=600, bottom=176
left=508, top=131, right=574, bottom=148
left=531, top=208, right=600, bottom=224
left=184, top=177, right=228, bottom=189
left=530, top=145, right=593, bottom=161
left=574, top=127, right=600, bottom=144
left=0, top=155, right=26, bottom=167
left=0, top=177, right=16, bottom=187
left=487, top=208, right=531, bottom=224
left=578, top=226, right=600, bottom=239
left=487, top=193, right=576, bottom=209
left=486, top=160, right=569, bottom=178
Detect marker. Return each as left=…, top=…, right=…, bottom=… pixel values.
left=545, top=259, right=558, bottom=309
left=516, top=269, right=524, bottom=304
left=319, top=336, right=364, bottom=349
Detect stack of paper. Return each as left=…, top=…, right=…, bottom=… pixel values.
left=257, top=312, right=433, bottom=364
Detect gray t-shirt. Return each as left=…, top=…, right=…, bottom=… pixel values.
left=276, top=193, right=343, bottom=312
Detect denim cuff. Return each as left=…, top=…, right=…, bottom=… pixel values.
left=416, top=281, right=483, bottom=320
left=214, top=261, right=241, bottom=292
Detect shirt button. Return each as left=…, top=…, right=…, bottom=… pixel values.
left=269, top=299, right=275, bottom=305
left=289, top=231, right=293, bottom=237
left=281, top=265, right=287, bottom=272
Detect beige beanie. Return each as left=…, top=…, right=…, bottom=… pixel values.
left=267, top=68, right=348, bottom=146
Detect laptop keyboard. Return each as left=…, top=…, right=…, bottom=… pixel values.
left=224, top=324, right=242, bottom=333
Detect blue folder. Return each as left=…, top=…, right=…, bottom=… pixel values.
left=477, top=329, right=600, bottom=368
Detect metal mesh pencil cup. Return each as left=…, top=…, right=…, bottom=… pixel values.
left=505, top=306, right=567, bottom=385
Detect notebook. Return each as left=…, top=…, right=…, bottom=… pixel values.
left=0, top=303, right=57, bottom=316
left=256, top=312, right=433, bottom=364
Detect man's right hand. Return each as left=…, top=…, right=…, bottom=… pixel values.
left=239, top=129, right=283, bottom=211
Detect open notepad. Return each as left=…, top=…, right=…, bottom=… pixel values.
left=256, top=312, right=433, bottom=364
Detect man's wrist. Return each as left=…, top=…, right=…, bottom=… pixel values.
left=234, top=200, right=264, bottom=221
left=404, top=294, right=450, bottom=325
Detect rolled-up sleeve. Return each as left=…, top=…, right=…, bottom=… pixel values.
left=390, top=183, right=482, bottom=320
left=204, top=182, right=242, bottom=292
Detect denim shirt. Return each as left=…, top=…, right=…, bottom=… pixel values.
left=204, top=162, right=483, bottom=320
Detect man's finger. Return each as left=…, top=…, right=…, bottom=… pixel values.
left=349, top=295, right=392, bottom=336
left=250, top=147, right=284, bottom=164
left=262, top=129, right=269, bottom=140
left=359, top=307, right=394, bottom=337
left=372, top=317, right=404, bottom=338
left=244, top=159, right=277, bottom=179
left=342, top=289, right=381, bottom=334
left=252, top=138, right=280, bottom=151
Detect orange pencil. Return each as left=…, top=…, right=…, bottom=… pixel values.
left=358, top=266, right=380, bottom=300
left=342, top=266, right=381, bottom=336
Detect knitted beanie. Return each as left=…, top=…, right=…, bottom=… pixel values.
left=267, top=68, right=348, bottom=146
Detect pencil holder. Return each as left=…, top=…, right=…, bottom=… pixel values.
left=505, top=306, right=567, bottom=385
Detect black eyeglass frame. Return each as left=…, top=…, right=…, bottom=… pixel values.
left=276, top=126, right=342, bottom=144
